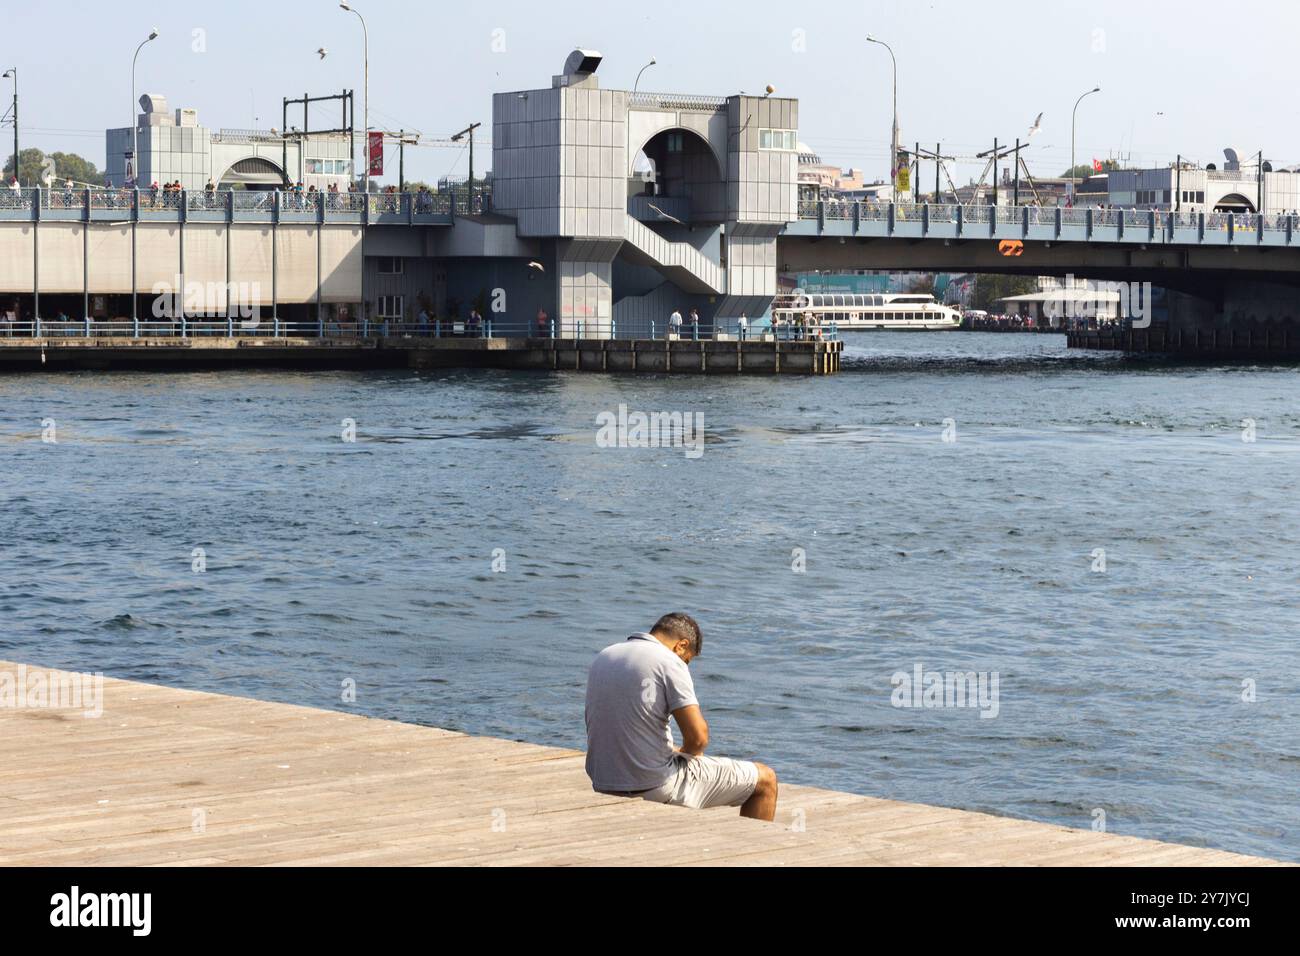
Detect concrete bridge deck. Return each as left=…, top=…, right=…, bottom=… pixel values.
left=0, top=661, right=1285, bottom=867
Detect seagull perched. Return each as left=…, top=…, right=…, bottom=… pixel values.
left=316, top=47, right=328, bottom=60
left=1027, top=112, right=1043, bottom=138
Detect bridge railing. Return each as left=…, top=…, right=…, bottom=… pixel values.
left=41, top=189, right=85, bottom=211
left=791, top=198, right=1300, bottom=246
left=0, top=186, right=463, bottom=223
left=0, top=315, right=841, bottom=343
left=90, top=189, right=135, bottom=211
left=0, top=187, right=35, bottom=211
left=232, top=191, right=275, bottom=212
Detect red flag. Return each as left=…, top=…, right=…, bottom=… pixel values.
left=368, top=132, right=384, bottom=177
left=1092, top=159, right=1103, bottom=173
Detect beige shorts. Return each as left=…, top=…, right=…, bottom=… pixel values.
left=641, top=754, right=759, bottom=810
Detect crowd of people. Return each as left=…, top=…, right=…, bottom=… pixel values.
left=0, top=175, right=463, bottom=216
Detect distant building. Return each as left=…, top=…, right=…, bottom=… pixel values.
left=1108, top=149, right=1300, bottom=213
left=797, top=141, right=879, bottom=200
left=1075, top=173, right=1109, bottom=206
left=105, top=94, right=354, bottom=191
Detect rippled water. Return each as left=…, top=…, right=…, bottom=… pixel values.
left=2, top=331, right=1297, bottom=861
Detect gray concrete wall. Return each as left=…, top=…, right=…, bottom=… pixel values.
left=727, top=96, right=799, bottom=225
left=0, top=220, right=362, bottom=308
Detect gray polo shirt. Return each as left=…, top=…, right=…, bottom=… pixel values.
left=584, top=633, right=699, bottom=793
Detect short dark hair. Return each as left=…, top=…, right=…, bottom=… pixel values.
left=651, top=613, right=703, bottom=657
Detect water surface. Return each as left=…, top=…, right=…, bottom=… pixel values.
left=2, top=331, right=1296, bottom=861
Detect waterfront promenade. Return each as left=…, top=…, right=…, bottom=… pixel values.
left=0, top=661, right=1284, bottom=866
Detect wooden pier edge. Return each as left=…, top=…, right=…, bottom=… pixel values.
left=0, top=661, right=1287, bottom=867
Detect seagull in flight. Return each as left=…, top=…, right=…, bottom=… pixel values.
left=1027, top=112, right=1044, bottom=138
left=316, top=47, right=329, bottom=60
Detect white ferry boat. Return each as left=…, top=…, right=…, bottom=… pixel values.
left=772, top=292, right=962, bottom=331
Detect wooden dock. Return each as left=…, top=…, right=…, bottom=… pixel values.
left=0, top=661, right=1285, bottom=867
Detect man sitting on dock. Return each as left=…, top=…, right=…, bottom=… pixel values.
left=584, top=613, right=778, bottom=821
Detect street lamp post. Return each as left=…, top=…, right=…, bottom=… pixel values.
left=340, top=2, right=369, bottom=193
left=2, top=68, right=16, bottom=186
left=131, top=29, right=160, bottom=187
left=633, top=57, right=657, bottom=94
left=1071, top=86, right=1101, bottom=203
left=866, top=35, right=899, bottom=196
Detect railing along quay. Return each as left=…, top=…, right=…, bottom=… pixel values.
left=0, top=316, right=840, bottom=344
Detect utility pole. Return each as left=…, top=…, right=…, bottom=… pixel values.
left=912, top=143, right=953, bottom=203
left=993, top=138, right=999, bottom=207
left=2, top=68, right=16, bottom=185
left=1257, top=150, right=1264, bottom=214
left=914, top=141, right=920, bottom=202
left=1014, top=138, right=1021, bottom=206
left=451, top=122, right=482, bottom=210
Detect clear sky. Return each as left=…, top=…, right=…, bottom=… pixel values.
left=1, top=0, right=1293, bottom=186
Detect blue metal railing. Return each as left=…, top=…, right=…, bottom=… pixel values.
left=0, top=186, right=469, bottom=222
left=790, top=199, right=1300, bottom=247
left=0, top=315, right=839, bottom=343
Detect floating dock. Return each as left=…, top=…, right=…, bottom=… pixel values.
left=0, top=336, right=842, bottom=375
left=0, top=661, right=1284, bottom=867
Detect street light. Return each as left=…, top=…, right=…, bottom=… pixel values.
left=339, top=1, right=370, bottom=193
left=1071, top=86, right=1101, bottom=203
left=131, top=28, right=160, bottom=187
left=633, top=57, right=656, bottom=94
left=866, top=35, right=899, bottom=195
left=2, top=69, right=16, bottom=186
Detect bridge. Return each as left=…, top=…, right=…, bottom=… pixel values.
left=4, top=46, right=1300, bottom=356
left=780, top=200, right=1300, bottom=291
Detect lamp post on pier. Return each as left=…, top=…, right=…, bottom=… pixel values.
left=131, top=29, right=160, bottom=186
left=339, top=2, right=370, bottom=193
left=1, top=68, right=16, bottom=186
left=866, top=35, right=899, bottom=196
left=1071, top=86, right=1101, bottom=203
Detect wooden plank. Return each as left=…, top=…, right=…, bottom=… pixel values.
left=0, top=661, right=1287, bottom=867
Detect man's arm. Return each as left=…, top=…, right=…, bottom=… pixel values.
left=671, top=705, right=709, bottom=757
